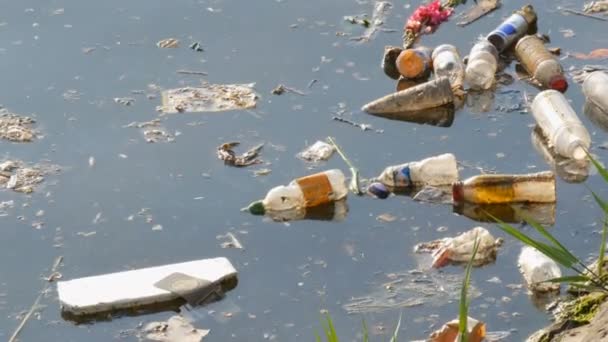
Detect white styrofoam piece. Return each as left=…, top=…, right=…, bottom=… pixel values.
left=57, top=257, right=237, bottom=315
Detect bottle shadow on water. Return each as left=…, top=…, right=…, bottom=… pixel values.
left=264, top=199, right=348, bottom=222
left=453, top=202, right=556, bottom=226
left=584, top=100, right=608, bottom=133
left=386, top=185, right=453, bottom=205
left=531, top=125, right=590, bottom=184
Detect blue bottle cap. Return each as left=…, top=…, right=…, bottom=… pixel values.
left=368, top=182, right=390, bottom=199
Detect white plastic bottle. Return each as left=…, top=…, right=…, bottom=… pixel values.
left=531, top=90, right=591, bottom=160
left=432, top=44, right=465, bottom=90
left=465, top=40, right=498, bottom=90
left=583, top=71, right=608, bottom=114
left=375, top=153, right=459, bottom=188
left=247, top=169, right=348, bottom=215
left=518, top=246, right=561, bottom=292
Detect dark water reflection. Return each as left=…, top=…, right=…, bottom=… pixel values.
left=0, top=0, right=607, bottom=341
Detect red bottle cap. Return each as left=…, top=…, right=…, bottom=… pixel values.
left=549, top=75, right=568, bottom=93
left=452, top=182, right=464, bottom=203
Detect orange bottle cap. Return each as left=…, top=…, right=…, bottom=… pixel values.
left=396, top=50, right=426, bottom=79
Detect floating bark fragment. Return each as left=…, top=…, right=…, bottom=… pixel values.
left=414, top=226, right=502, bottom=268
left=362, top=77, right=454, bottom=114
left=217, top=142, right=263, bottom=167
left=0, top=111, right=36, bottom=142
left=457, top=0, right=501, bottom=26
left=428, top=316, right=486, bottom=342
left=141, top=315, right=209, bottom=342
left=297, top=140, right=335, bottom=162
left=158, top=83, right=257, bottom=113
left=156, top=38, right=179, bottom=48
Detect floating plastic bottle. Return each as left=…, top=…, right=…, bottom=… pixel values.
left=487, top=5, right=537, bottom=52
left=531, top=126, right=589, bottom=183
left=514, top=35, right=567, bottom=92
left=518, top=246, right=561, bottom=292
left=432, top=44, right=465, bottom=90
left=368, top=104, right=455, bottom=128
left=452, top=171, right=556, bottom=204
left=375, top=153, right=458, bottom=188
left=531, top=90, right=591, bottom=161
left=584, top=100, right=608, bottom=133
left=247, top=169, right=347, bottom=215
left=362, top=77, right=454, bottom=114
left=465, top=40, right=498, bottom=90
left=582, top=71, right=608, bottom=114
left=395, top=46, right=433, bottom=79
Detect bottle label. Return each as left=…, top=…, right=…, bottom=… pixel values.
left=393, top=166, right=412, bottom=187
left=296, top=173, right=333, bottom=207
left=497, top=23, right=517, bottom=36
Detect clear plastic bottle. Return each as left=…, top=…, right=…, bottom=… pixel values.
left=518, top=246, right=561, bottom=292
left=452, top=171, right=556, bottom=204
left=531, top=125, right=589, bottom=183
left=375, top=153, right=458, bottom=188
left=247, top=169, right=348, bottom=215
left=515, top=35, right=568, bottom=92
left=432, top=44, right=465, bottom=90
left=487, top=5, right=537, bottom=52
left=531, top=90, right=591, bottom=160
left=395, top=46, right=433, bottom=79
left=465, top=40, right=498, bottom=90
left=583, top=71, right=608, bottom=114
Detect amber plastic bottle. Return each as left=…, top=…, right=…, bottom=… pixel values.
left=515, top=35, right=567, bottom=92
left=452, top=171, right=556, bottom=204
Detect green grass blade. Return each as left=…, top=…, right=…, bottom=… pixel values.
left=586, top=151, right=608, bottom=184
left=591, top=190, right=608, bottom=215
left=316, top=331, right=322, bottom=342
left=543, top=275, right=590, bottom=283
left=494, top=219, right=576, bottom=267
left=520, top=212, right=579, bottom=266
left=600, top=215, right=608, bottom=278
left=459, top=236, right=480, bottom=342
left=389, top=312, right=402, bottom=342
left=324, top=313, right=338, bottom=342
left=362, top=319, right=369, bottom=342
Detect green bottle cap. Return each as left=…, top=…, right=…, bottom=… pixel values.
left=247, top=201, right=265, bottom=215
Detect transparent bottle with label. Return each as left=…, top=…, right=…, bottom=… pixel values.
left=452, top=171, right=556, bottom=204
left=515, top=35, right=568, bottom=92
left=465, top=40, right=498, bottom=90
left=531, top=90, right=591, bottom=160
left=487, top=5, right=537, bottom=52
left=432, top=44, right=465, bottom=90
left=247, top=169, right=347, bottom=215
left=375, top=153, right=458, bottom=188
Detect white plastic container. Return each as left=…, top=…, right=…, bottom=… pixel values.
left=518, top=246, right=561, bottom=292
left=248, top=169, right=347, bottom=215
left=375, top=153, right=459, bottom=188
left=583, top=71, right=608, bottom=114
left=465, top=40, right=498, bottom=90
left=432, top=44, right=465, bottom=90
left=58, top=257, right=238, bottom=317
left=531, top=90, right=591, bottom=160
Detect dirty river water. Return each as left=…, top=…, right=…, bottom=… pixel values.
left=0, top=0, right=607, bottom=340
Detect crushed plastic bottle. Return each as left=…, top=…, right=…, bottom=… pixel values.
left=531, top=90, right=591, bottom=161
left=518, top=246, right=561, bottom=292
left=531, top=126, right=589, bottom=183
left=375, top=153, right=459, bottom=188
left=362, top=77, right=454, bottom=114
left=465, top=40, right=498, bottom=90
left=246, top=169, right=348, bottom=215
left=452, top=171, right=556, bottom=204
left=432, top=44, right=465, bottom=90
left=515, top=35, right=567, bottom=92
left=395, top=46, right=433, bottom=79
left=582, top=71, right=608, bottom=115
left=487, top=4, right=537, bottom=52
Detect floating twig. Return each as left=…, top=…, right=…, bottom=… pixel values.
left=9, top=256, right=63, bottom=342
left=176, top=69, right=208, bottom=76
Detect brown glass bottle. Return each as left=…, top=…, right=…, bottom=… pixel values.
left=452, top=171, right=556, bottom=204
